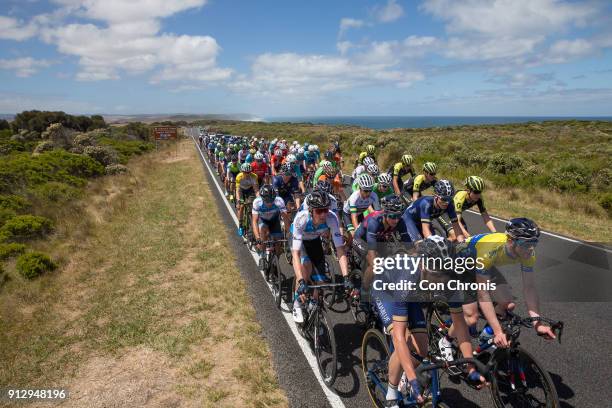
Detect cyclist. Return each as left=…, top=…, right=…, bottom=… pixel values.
left=342, top=174, right=380, bottom=236
left=284, top=153, right=303, bottom=180
left=402, top=162, right=438, bottom=202
left=236, top=163, right=259, bottom=236
left=352, top=163, right=379, bottom=191
left=352, top=156, right=375, bottom=180
left=389, top=154, right=416, bottom=196
left=237, top=145, right=249, bottom=164
left=273, top=163, right=304, bottom=213
left=454, top=218, right=557, bottom=349
left=291, top=190, right=352, bottom=323
left=300, top=180, right=339, bottom=215
left=252, top=185, right=289, bottom=274
left=225, top=155, right=240, bottom=199
left=270, top=149, right=284, bottom=176
left=403, top=180, right=465, bottom=242
left=251, top=152, right=270, bottom=185
left=373, top=173, right=394, bottom=199
left=245, top=148, right=256, bottom=164
left=356, top=144, right=376, bottom=166
left=440, top=176, right=497, bottom=240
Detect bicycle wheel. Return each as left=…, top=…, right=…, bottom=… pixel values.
left=314, top=308, right=337, bottom=387
left=270, top=255, right=283, bottom=310
left=361, top=328, right=390, bottom=408
left=284, top=231, right=293, bottom=265
left=489, top=347, right=560, bottom=408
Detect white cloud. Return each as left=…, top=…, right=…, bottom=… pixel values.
left=546, top=38, right=595, bottom=63
left=374, top=0, right=405, bottom=23
left=339, top=18, right=364, bottom=37
left=0, top=57, right=52, bottom=77
left=0, top=16, right=38, bottom=40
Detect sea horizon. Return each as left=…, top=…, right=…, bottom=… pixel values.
left=264, top=115, right=612, bottom=130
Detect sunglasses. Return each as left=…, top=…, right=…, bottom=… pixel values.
left=436, top=195, right=452, bottom=203
left=313, top=208, right=329, bottom=215
left=361, top=189, right=372, bottom=194
left=379, top=183, right=390, bottom=189
left=385, top=212, right=402, bottom=219
left=515, top=239, right=538, bottom=249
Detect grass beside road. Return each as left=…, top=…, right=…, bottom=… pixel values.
left=0, top=140, right=287, bottom=408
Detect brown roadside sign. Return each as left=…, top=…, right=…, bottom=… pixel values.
left=153, top=126, right=178, bottom=140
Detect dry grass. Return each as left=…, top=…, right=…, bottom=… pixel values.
left=0, top=140, right=287, bottom=408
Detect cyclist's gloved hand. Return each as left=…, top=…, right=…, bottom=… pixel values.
left=296, top=279, right=308, bottom=295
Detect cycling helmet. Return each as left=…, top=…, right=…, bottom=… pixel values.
left=313, top=144, right=320, bottom=151
left=381, top=194, right=405, bottom=214
left=298, top=147, right=305, bottom=154
left=293, top=140, right=299, bottom=145
left=366, top=164, right=380, bottom=177
left=241, top=163, right=252, bottom=172
left=308, top=190, right=331, bottom=209
left=357, top=173, right=375, bottom=190
left=274, top=149, right=283, bottom=157
left=419, top=236, right=454, bottom=266
left=465, top=176, right=485, bottom=192
left=280, top=163, right=293, bottom=175
left=363, top=157, right=375, bottom=167
left=401, top=154, right=414, bottom=166
left=423, top=162, right=437, bottom=174
left=434, top=179, right=455, bottom=198
left=286, top=154, right=297, bottom=164
left=278, top=143, right=287, bottom=150
left=377, top=173, right=392, bottom=186
left=254, top=152, right=264, bottom=160
left=315, top=179, right=332, bottom=194
left=366, top=144, right=375, bottom=154
left=308, top=145, right=316, bottom=152
left=259, top=184, right=275, bottom=202
left=231, top=154, right=238, bottom=161
left=505, top=218, right=540, bottom=241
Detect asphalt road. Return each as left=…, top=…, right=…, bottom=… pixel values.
left=187, top=129, right=612, bottom=408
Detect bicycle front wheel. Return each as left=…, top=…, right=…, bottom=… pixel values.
left=270, top=255, right=283, bottom=310
left=314, top=309, right=337, bottom=386
left=490, top=347, right=559, bottom=408
left=361, top=328, right=390, bottom=408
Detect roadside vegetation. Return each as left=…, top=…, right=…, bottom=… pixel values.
left=0, top=133, right=287, bottom=407
left=197, top=119, right=612, bottom=241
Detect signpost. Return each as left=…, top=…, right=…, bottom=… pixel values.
left=152, top=125, right=179, bottom=154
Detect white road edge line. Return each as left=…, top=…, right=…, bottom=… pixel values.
left=189, top=130, right=347, bottom=408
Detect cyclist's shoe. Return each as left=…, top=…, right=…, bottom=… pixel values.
left=224, top=191, right=229, bottom=197
left=238, top=227, right=244, bottom=237
left=229, top=194, right=234, bottom=202
left=438, top=336, right=455, bottom=362
left=292, top=300, right=304, bottom=323
left=384, top=400, right=400, bottom=408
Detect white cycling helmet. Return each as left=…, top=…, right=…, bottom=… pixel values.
left=313, top=144, right=319, bottom=151
left=254, top=152, right=264, bottom=160
left=298, top=147, right=305, bottom=154
left=378, top=173, right=392, bottom=185
left=366, top=164, right=380, bottom=176
left=286, top=154, right=297, bottom=164
left=363, top=157, right=375, bottom=166
left=308, top=145, right=316, bottom=152
left=358, top=173, right=375, bottom=190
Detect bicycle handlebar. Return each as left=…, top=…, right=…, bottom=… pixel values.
left=504, top=310, right=564, bottom=344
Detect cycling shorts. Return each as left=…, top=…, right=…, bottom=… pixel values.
left=373, top=296, right=427, bottom=334
left=258, top=214, right=283, bottom=237
left=342, top=211, right=365, bottom=232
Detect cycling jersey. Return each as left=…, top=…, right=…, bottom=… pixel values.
left=354, top=210, right=421, bottom=250
left=291, top=209, right=344, bottom=251
left=343, top=190, right=380, bottom=215
left=273, top=175, right=300, bottom=202
left=463, top=233, right=535, bottom=275
left=454, top=190, right=487, bottom=214
left=252, top=196, right=287, bottom=221
left=352, top=165, right=366, bottom=180
left=238, top=149, right=248, bottom=163
left=251, top=161, right=269, bottom=181
left=373, top=183, right=394, bottom=198
left=402, top=174, right=437, bottom=197
left=404, top=195, right=457, bottom=228
left=388, top=162, right=415, bottom=185
left=236, top=172, right=258, bottom=190
left=271, top=155, right=284, bottom=171
left=303, top=151, right=317, bottom=165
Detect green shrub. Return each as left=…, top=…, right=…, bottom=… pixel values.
left=30, top=182, right=82, bottom=203
left=16, top=251, right=57, bottom=279
left=0, top=215, right=54, bottom=242
left=98, top=138, right=155, bottom=163
left=548, top=163, right=591, bottom=193
left=105, top=164, right=129, bottom=175
left=487, top=153, right=524, bottom=174
left=0, top=242, right=26, bottom=260
left=83, top=145, right=119, bottom=166
left=598, top=192, right=612, bottom=216
left=0, top=208, right=16, bottom=227
left=0, top=194, right=30, bottom=212
left=33, top=140, right=56, bottom=154
left=593, top=168, right=612, bottom=192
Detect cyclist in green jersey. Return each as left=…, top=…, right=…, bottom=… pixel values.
left=373, top=173, right=394, bottom=199
left=225, top=155, right=241, bottom=199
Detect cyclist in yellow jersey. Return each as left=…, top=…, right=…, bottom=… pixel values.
left=402, top=162, right=437, bottom=202
left=388, top=154, right=415, bottom=196
left=236, top=163, right=259, bottom=236
left=355, top=144, right=376, bottom=166
left=450, top=218, right=557, bottom=349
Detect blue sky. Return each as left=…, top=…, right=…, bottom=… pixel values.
left=1, top=0, right=611, bottom=117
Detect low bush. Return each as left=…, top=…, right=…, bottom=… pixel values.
left=548, top=163, right=592, bottom=193
left=0, top=208, right=16, bottom=227
left=16, top=251, right=57, bottom=279
left=0, top=215, right=54, bottom=242
left=0, top=242, right=26, bottom=260
left=598, top=192, right=612, bottom=216
left=0, top=194, right=30, bottom=212
left=83, top=145, right=119, bottom=166
left=98, top=138, right=154, bottom=164
left=105, top=164, right=129, bottom=175
left=29, top=182, right=82, bottom=203
left=487, top=153, right=524, bottom=174
left=33, top=140, right=56, bottom=154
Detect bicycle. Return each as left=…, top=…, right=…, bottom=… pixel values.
left=430, top=302, right=564, bottom=408
left=296, top=269, right=345, bottom=387
left=362, top=302, right=491, bottom=407
left=239, top=195, right=256, bottom=250
left=259, top=239, right=289, bottom=311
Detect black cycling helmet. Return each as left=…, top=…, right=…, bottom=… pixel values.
left=506, top=218, right=540, bottom=241
left=381, top=194, right=405, bottom=215
left=308, top=190, right=331, bottom=209
left=315, top=179, right=332, bottom=194
left=259, top=184, right=275, bottom=203
left=418, top=235, right=454, bottom=260
left=434, top=179, right=455, bottom=198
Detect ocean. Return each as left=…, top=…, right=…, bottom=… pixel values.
left=264, top=116, right=612, bottom=130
